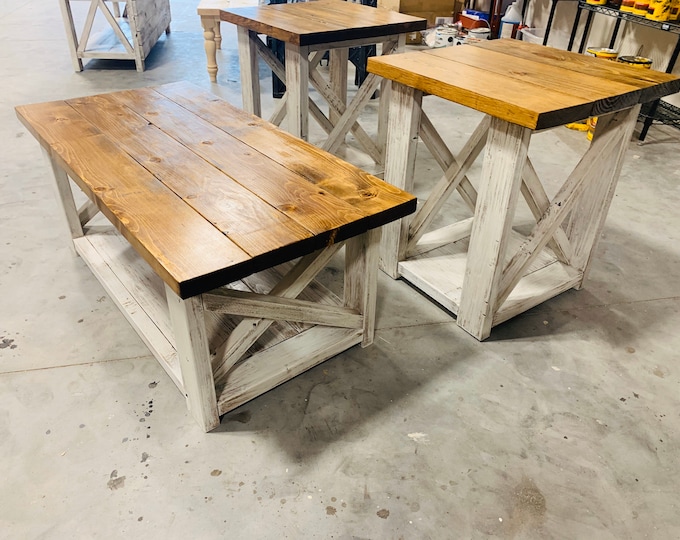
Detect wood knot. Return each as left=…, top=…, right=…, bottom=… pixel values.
left=149, top=156, right=161, bottom=163
left=201, top=140, right=213, bottom=145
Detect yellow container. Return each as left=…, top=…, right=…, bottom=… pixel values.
left=669, top=0, right=680, bottom=19
left=586, top=0, right=607, bottom=4
left=620, top=0, right=636, bottom=11
left=618, top=55, right=653, bottom=68
left=646, top=0, right=671, bottom=19
left=585, top=49, right=618, bottom=141
left=586, top=47, right=619, bottom=60
left=633, top=0, right=650, bottom=13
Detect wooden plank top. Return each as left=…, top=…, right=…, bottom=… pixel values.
left=15, top=81, right=416, bottom=299
left=368, top=39, right=680, bottom=130
left=219, top=0, right=427, bottom=46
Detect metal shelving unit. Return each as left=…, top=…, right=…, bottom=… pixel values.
left=569, top=1, right=680, bottom=140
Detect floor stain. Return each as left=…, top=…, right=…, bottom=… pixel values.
left=326, top=506, right=337, bottom=516
left=107, top=470, right=126, bottom=491
left=653, top=367, right=665, bottom=378
left=210, top=469, right=222, bottom=477
left=227, top=410, right=252, bottom=424
left=148, top=381, right=158, bottom=389
left=377, top=508, right=390, bottom=519
left=506, top=477, right=546, bottom=535
left=141, top=452, right=149, bottom=463
left=0, top=338, right=16, bottom=350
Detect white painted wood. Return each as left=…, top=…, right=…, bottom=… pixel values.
left=496, top=125, right=622, bottom=309
left=399, top=231, right=571, bottom=324
left=419, top=111, right=478, bottom=212
left=408, top=217, right=474, bottom=257
left=322, top=72, right=383, bottom=157
left=269, top=92, right=288, bottom=127
left=58, top=0, right=170, bottom=72
left=521, top=158, right=572, bottom=264
left=203, top=289, right=362, bottom=329
left=212, top=243, right=344, bottom=386
left=567, top=105, right=641, bottom=287
left=285, top=43, right=309, bottom=139
left=457, top=117, right=531, bottom=341
left=330, top=47, right=348, bottom=126
left=200, top=15, right=219, bottom=83
left=238, top=27, right=261, bottom=116
left=78, top=199, right=100, bottom=227
left=406, top=117, right=489, bottom=252
left=307, top=67, right=381, bottom=163
left=379, top=83, right=422, bottom=278
left=344, top=228, right=381, bottom=346
left=85, top=229, right=174, bottom=344
left=216, top=326, right=362, bottom=415
left=58, top=0, right=84, bottom=71
left=307, top=34, right=402, bottom=52
left=493, top=262, right=581, bottom=326
left=73, top=235, right=182, bottom=390
left=166, top=285, right=220, bottom=433
left=43, top=150, right=83, bottom=253
left=377, top=36, right=404, bottom=156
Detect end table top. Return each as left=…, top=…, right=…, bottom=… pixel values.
left=368, top=39, right=680, bottom=130
left=220, top=0, right=427, bottom=46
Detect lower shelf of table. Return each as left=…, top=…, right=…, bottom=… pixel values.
left=73, top=227, right=360, bottom=418
left=398, top=233, right=582, bottom=328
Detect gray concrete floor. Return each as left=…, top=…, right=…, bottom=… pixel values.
left=2, top=1, right=680, bottom=538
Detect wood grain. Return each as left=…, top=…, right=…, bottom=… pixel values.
left=219, top=1, right=426, bottom=46
left=66, top=93, right=314, bottom=259
left=155, top=82, right=416, bottom=227
left=17, top=83, right=415, bottom=298
left=368, top=41, right=680, bottom=130
left=16, top=101, right=251, bottom=298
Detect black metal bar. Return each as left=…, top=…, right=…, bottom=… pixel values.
left=578, top=10, right=594, bottom=53
left=608, top=17, right=621, bottom=49
left=543, top=0, right=559, bottom=45
left=568, top=4, right=583, bottom=50
left=638, top=33, right=680, bottom=140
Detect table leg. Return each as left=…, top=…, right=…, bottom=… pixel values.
left=285, top=43, right=310, bottom=140
left=42, top=149, right=84, bottom=255
left=457, top=117, right=531, bottom=340
left=330, top=48, right=348, bottom=126
left=214, top=20, right=222, bottom=50
left=165, top=285, right=220, bottom=432
left=345, top=228, right=381, bottom=347
left=567, top=105, right=640, bottom=288
left=200, top=15, right=219, bottom=83
left=380, top=82, right=423, bottom=278
left=378, top=35, right=406, bottom=157
left=59, top=0, right=84, bottom=72
left=237, top=27, right=261, bottom=116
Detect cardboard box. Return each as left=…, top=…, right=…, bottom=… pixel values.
left=403, top=2, right=455, bottom=44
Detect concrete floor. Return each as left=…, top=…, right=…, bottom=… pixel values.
left=2, top=1, right=680, bottom=538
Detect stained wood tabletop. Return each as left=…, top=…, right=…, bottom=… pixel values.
left=219, top=0, right=427, bottom=46
left=15, top=81, right=416, bottom=298
left=367, top=39, right=680, bottom=130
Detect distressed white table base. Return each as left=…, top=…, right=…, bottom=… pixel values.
left=228, top=29, right=405, bottom=163
left=381, top=83, right=641, bottom=340
left=59, top=0, right=171, bottom=72
left=46, top=152, right=382, bottom=432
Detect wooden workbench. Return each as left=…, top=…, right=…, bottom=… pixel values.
left=368, top=39, right=680, bottom=340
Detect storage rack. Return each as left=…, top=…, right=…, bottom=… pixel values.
left=569, top=1, right=680, bottom=140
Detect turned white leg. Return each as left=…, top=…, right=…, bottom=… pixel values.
left=201, top=15, right=219, bottom=83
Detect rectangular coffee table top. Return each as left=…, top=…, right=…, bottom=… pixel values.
left=368, top=39, right=680, bottom=130
left=219, top=0, right=427, bottom=46
left=15, top=81, right=416, bottom=298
